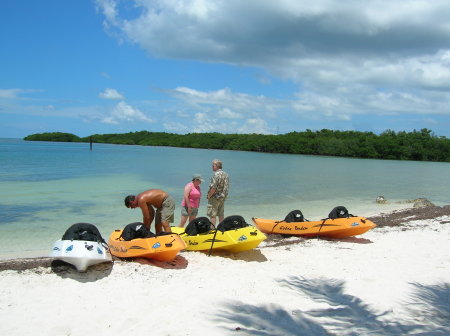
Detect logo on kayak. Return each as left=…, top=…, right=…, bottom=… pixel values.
left=351, top=222, right=360, bottom=227
left=152, top=242, right=161, bottom=248
left=238, top=235, right=247, bottom=241
left=110, top=245, right=129, bottom=253
left=53, top=247, right=61, bottom=251
left=97, top=247, right=103, bottom=254
left=279, top=225, right=308, bottom=231
left=65, top=245, right=73, bottom=252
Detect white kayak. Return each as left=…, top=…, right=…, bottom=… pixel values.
left=50, top=239, right=112, bottom=272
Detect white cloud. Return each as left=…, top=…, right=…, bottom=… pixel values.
left=99, top=88, right=124, bottom=100
left=163, top=121, right=189, bottom=133
left=100, top=72, right=112, bottom=79
left=238, top=118, right=272, bottom=134
left=170, top=87, right=278, bottom=118
left=96, top=1, right=450, bottom=64
left=158, top=82, right=450, bottom=135
left=0, top=89, right=24, bottom=99
left=0, top=88, right=41, bottom=99
left=101, top=101, right=153, bottom=124
left=218, top=108, right=243, bottom=119
left=189, top=112, right=271, bottom=134
left=96, top=0, right=450, bottom=127
left=95, top=0, right=120, bottom=27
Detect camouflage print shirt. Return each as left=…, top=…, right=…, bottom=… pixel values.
left=209, top=169, right=229, bottom=199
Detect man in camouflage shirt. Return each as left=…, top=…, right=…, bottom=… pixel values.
left=207, top=159, right=229, bottom=225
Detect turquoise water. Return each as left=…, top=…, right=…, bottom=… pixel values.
left=1, top=138, right=449, bottom=259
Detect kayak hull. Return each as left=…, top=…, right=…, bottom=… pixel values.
left=49, top=239, right=112, bottom=272
left=108, top=230, right=186, bottom=261
left=171, top=226, right=266, bottom=252
left=252, top=216, right=376, bottom=238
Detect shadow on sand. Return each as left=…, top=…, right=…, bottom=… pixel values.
left=133, top=254, right=189, bottom=269
left=262, top=234, right=373, bottom=248
left=318, top=236, right=374, bottom=244
left=215, top=276, right=450, bottom=335
left=50, top=259, right=113, bottom=282
left=203, top=248, right=268, bottom=262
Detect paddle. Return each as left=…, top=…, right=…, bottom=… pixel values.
left=271, top=221, right=281, bottom=234
left=207, top=222, right=218, bottom=257
left=316, top=219, right=327, bottom=239
left=165, top=238, right=175, bottom=247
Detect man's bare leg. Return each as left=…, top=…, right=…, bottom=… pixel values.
left=155, top=222, right=162, bottom=234
left=162, top=221, right=172, bottom=233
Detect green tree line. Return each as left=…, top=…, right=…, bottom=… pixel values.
left=23, top=128, right=450, bottom=162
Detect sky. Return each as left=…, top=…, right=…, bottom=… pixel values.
left=2, top=0, right=450, bottom=138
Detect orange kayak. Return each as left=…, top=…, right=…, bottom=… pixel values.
left=252, top=216, right=376, bottom=238
left=108, top=230, right=186, bottom=261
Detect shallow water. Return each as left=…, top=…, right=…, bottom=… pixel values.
left=1, top=138, right=449, bottom=258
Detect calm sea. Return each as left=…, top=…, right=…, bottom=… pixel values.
left=1, top=138, right=449, bottom=259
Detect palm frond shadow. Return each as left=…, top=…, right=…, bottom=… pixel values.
left=404, top=282, right=450, bottom=335
left=215, top=277, right=450, bottom=335
left=280, top=277, right=416, bottom=335
left=215, top=300, right=328, bottom=336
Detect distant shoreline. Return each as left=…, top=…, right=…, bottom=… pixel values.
left=23, top=129, right=450, bottom=162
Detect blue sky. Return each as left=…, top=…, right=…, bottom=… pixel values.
left=2, top=0, right=450, bottom=138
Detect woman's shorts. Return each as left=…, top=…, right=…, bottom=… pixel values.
left=181, top=207, right=199, bottom=217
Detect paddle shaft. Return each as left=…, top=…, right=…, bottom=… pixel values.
left=208, top=229, right=219, bottom=256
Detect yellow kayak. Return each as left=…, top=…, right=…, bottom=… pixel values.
left=171, top=226, right=266, bottom=252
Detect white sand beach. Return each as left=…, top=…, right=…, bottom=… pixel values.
left=1, top=206, right=449, bottom=336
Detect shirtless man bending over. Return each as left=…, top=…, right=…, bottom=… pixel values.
left=124, top=189, right=174, bottom=233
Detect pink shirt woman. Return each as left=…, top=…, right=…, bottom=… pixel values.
left=178, top=174, right=203, bottom=227
left=181, top=181, right=201, bottom=208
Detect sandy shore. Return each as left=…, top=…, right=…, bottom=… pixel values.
left=1, top=205, right=449, bottom=335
